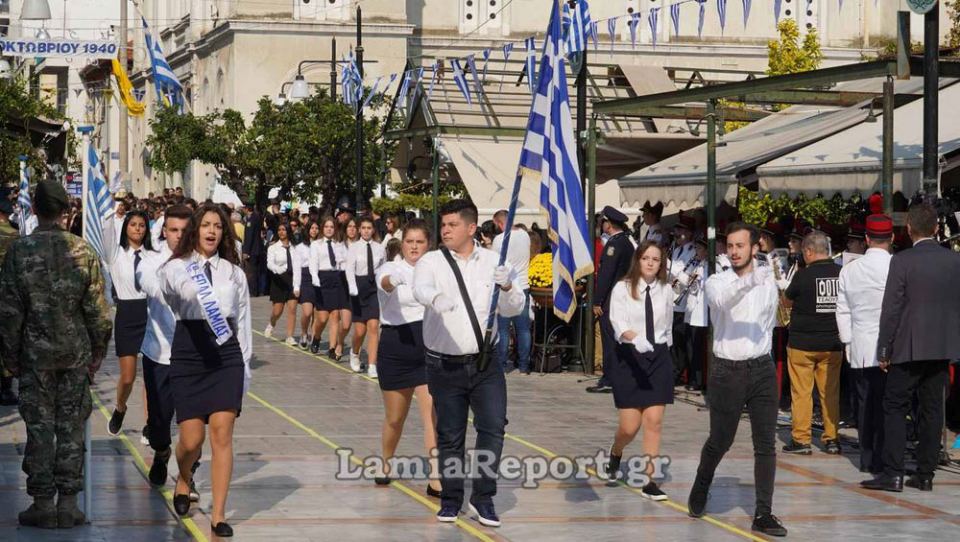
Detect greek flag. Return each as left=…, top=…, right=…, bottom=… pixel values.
left=481, top=48, right=492, bottom=82
left=17, top=161, right=33, bottom=236
left=671, top=3, right=681, bottom=36
left=562, top=0, right=592, bottom=55
left=648, top=7, right=660, bottom=47
left=628, top=12, right=640, bottom=48
left=697, top=0, right=707, bottom=38
left=142, top=17, right=183, bottom=109
left=465, top=54, right=484, bottom=101
left=524, top=37, right=537, bottom=94
left=427, top=63, right=440, bottom=102
left=743, top=0, right=751, bottom=27
left=516, top=0, right=593, bottom=322
left=398, top=70, right=412, bottom=107
left=84, top=144, right=113, bottom=262
left=607, top=16, right=618, bottom=53
left=361, top=76, right=383, bottom=110
left=450, top=59, right=472, bottom=106
left=774, top=0, right=782, bottom=22
left=718, top=0, right=727, bottom=33
left=499, top=43, right=513, bottom=91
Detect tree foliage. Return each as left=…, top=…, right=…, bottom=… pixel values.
left=767, top=19, right=823, bottom=77
left=0, top=78, right=67, bottom=183
left=738, top=186, right=858, bottom=227
left=948, top=0, right=960, bottom=51
left=146, top=89, right=397, bottom=209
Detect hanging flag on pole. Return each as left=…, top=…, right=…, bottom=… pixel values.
left=361, top=75, right=383, bottom=110
left=427, top=62, right=440, bottom=102
left=648, top=7, right=660, bottom=47
left=562, top=0, right=592, bottom=55
left=628, top=12, right=640, bottom=48
left=480, top=48, right=492, bottom=82
left=397, top=70, right=412, bottom=108
left=697, top=0, right=708, bottom=38
left=514, top=0, right=593, bottom=323
left=499, top=42, right=513, bottom=91
left=410, top=67, right=426, bottom=108
left=465, top=54, right=484, bottom=101
left=17, top=157, right=35, bottom=236
left=774, top=0, right=782, bottom=23
left=142, top=16, right=183, bottom=110
left=83, top=143, right=114, bottom=263
left=607, top=16, right=618, bottom=54
left=450, top=59, right=472, bottom=106
left=671, top=3, right=682, bottom=37
left=718, top=0, right=728, bottom=34
left=590, top=20, right=599, bottom=49
left=742, top=0, right=752, bottom=27
left=525, top=37, right=537, bottom=94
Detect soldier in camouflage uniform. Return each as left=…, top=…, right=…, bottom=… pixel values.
left=0, top=180, right=113, bottom=529
left=0, top=192, right=20, bottom=405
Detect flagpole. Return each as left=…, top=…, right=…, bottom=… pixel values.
left=17, top=157, right=27, bottom=236
left=76, top=125, right=94, bottom=522
left=79, top=126, right=94, bottom=242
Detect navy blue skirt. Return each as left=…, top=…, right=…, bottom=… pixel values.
left=316, top=270, right=349, bottom=312
left=298, top=267, right=316, bottom=305
left=170, top=320, right=244, bottom=424
left=610, top=343, right=675, bottom=409
left=115, top=298, right=148, bottom=357
left=351, top=275, right=380, bottom=322
left=377, top=321, right=426, bottom=391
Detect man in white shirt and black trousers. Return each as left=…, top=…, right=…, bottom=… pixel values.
left=688, top=222, right=787, bottom=537
left=413, top=200, right=525, bottom=528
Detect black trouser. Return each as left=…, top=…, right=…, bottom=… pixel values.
left=142, top=357, right=174, bottom=452
left=881, top=360, right=948, bottom=480
left=852, top=367, right=886, bottom=473
left=840, top=360, right=857, bottom=423
left=688, top=326, right=707, bottom=388
left=597, top=309, right=615, bottom=387
left=696, top=355, right=778, bottom=516
left=671, top=312, right=691, bottom=383
left=772, top=327, right=791, bottom=411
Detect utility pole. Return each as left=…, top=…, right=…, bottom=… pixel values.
left=355, top=5, right=364, bottom=211
left=119, top=0, right=128, bottom=187
left=330, top=37, right=337, bottom=101
left=922, top=5, right=939, bottom=198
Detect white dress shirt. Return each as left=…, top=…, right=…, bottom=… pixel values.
left=112, top=213, right=125, bottom=247
left=609, top=279, right=674, bottom=346
left=266, top=241, right=302, bottom=291
left=413, top=246, right=525, bottom=356
left=109, top=245, right=151, bottom=300
left=376, top=259, right=425, bottom=326
left=295, top=242, right=311, bottom=269
left=159, top=252, right=253, bottom=389
left=683, top=259, right=709, bottom=327
left=308, top=238, right=347, bottom=287
left=670, top=242, right=696, bottom=312
left=705, top=268, right=779, bottom=361
left=150, top=216, right=164, bottom=249
left=346, top=239, right=386, bottom=295
left=491, top=229, right=531, bottom=291
left=836, top=247, right=891, bottom=369
left=381, top=230, right=402, bottom=249
left=138, top=246, right=176, bottom=365
left=642, top=223, right=663, bottom=245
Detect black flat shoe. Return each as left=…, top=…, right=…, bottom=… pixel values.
left=374, top=476, right=391, bottom=486
left=173, top=493, right=190, bottom=516
left=212, top=521, right=233, bottom=537
left=426, top=484, right=442, bottom=498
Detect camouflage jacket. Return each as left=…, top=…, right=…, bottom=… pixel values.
left=0, top=224, right=113, bottom=373
left=0, top=221, right=17, bottom=260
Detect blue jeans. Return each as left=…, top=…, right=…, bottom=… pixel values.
left=497, top=292, right=532, bottom=372
left=426, top=352, right=507, bottom=509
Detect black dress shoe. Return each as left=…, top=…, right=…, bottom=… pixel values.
left=149, top=448, right=171, bottom=486
left=585, top=384, right=612, bottom=394
left=212, top=522, right=233, bottom=537
left=860, top=474, right=903, bottom=492
left=426, top=484, right=442, bottom=498
left=905, top=476, right=933, bottom=491
left=173, top=493, right=191, bottom=516
left=374, top=476, right=391, bottom=486
left=752, top=513, right=787, bottom=537
left=687, top=476, right=710, bottom=518
left=309, top=340, right=320, bottom=354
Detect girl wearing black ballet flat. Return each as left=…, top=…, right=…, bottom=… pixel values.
left=159, top=203, right=251, bottom=538
left=601, top=241, right=674, bottom=502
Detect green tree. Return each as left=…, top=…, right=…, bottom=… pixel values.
left=0, top=77, right=69, bottom=183
left=147, top=88, right=396, bottom=209
left=948, top=0, right=960, bottom=50
left=767, top=19, right=823, bottom=77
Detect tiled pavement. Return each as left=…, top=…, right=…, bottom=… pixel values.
left=1, top=297, right=959, bottom=541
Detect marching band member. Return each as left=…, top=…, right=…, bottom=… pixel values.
left=374, top=219, right=442, bottom=498
left=264, top=223, right=301, bottom=345
left=639, top=202, right=664, bottom=246
left=681, top=236, right=709, bottom=391
left=688, top=222, right=786, bottom=538
left=346, top=216, right=385, bottom=376
left=105, top=210, right=155, bottom=436
left=668, top=218, right=696, bottom=386
left=602, top=241, right=674, bottom=501
left=159, top=203, right=252, bottom=538
left=308, top=217, right=349, bottom=358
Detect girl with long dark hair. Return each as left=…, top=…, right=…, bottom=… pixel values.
left=296, top=220, right=321, bottom=348
left=264, top=223, right=301, bottom=345
left=346, top=216, right=384, bottom=376
left=308, top=216, right=348, bottom=358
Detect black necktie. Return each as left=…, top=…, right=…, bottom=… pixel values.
left=366, top=242, right=374, bottom=277
left=645, top=285, right=655, bottom=344
left=204, top=261, right=213, bottom=285
left=133, top=250, right=142, bottom=292
left=285, top=245, right=293, bottom=273
left=327, top=240, right=336, bottom=268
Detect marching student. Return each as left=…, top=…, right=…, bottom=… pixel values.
left=688, top=222, right=786, bottom=538
left=264, top=223, right=301, bottom=345
left=602, top=241, right=674, bottom=501
left=106, top=210, right=155, bottom=436
left=413, top=199, right=524, bottom=528
left=159, top=203, right=252, bottom=538
left=680, top=236, right=709, bottom=391
left=309, top=217, right=348, bottom=358
left=338, top=217, right=360, bottom=352
left=346, top=216, right=385, bottom=376
left=374, top=219, right=442, bottom=498
left=297, top=221, right=321, bottom=348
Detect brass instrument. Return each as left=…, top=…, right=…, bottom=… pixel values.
left=672, top=257, right=702, bottom=305
left=767, top=251, right=792, bottom=327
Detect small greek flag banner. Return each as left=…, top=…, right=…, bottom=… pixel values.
left=450, top=59, right=472, bottom=106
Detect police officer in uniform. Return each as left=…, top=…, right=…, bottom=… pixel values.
left=587, top=206, right=636, bottom=394
left=0, top=180, right=113, bottom=529
left=0, top=194, right=20, bottom=405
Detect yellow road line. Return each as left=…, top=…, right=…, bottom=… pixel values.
left=89, top=392, right=209, bottom=542
left=245, top=391, right=496, bottom=542
left=255, top=330, right=766, bottom=541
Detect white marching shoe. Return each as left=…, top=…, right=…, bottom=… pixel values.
left=367, top=364, right=378, bottom=379
left=263, top=324, right=273, bottom=338
left=350, top=353, right=362, bottom=372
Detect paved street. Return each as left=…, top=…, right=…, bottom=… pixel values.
left=1, top=297, right=959, bottom=541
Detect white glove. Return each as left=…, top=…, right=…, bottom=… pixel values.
left=750, top=265, right=773, bottom=287
left=775, top=278, right=790, bottom=291
left=387, top=273, right=406, bottom=288
left=293, top=290, right=300, bottom=298
left=632, top=336, right=654, bottom=354
left=493, top=265, right=512, bottom=288
left=432, top=294, right=458, bottom=313
left=349, top=284, right=358, bottom=297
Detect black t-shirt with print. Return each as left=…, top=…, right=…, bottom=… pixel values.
left=784, top=259, right=842, bottom=352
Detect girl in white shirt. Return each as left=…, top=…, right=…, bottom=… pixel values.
left=374, top=219, right=442, bottom=498
left=602, top=241, right=674, bottom=502
left=346, top=217, right=385, bottom=376
left=296, top=221, right=321, bottom=348
left=159, top=203, right=251, bottom=538
left=309, top=217, right=349, bottom=358
left=106, top=210, right=155, bottom=437
left=264, top=223, right=301, bottom=345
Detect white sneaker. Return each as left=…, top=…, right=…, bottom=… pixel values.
left=284, top=337, right=297, bottom=346
left=350, top=353, right=362, bottom=372
left=263, top=324, right=273, bottom=338
left=367, top=364, right=378, bottom=379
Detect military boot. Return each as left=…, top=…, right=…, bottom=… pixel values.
left=18, top=496, right=57, bottom=529
left=56, top=493, right=86, bottom=528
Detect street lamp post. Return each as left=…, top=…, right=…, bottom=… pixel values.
left=355, top=5, right=364, bottom=212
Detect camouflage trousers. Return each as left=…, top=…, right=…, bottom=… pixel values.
left=18, top=368, right=92, bottom=498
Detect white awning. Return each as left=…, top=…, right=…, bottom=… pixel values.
left=757, top=81, right=960, bottom=197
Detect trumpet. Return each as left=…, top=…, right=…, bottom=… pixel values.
left=766, top=251, right=792, bottom=327
left=672, top=257, right=702, bottom=305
